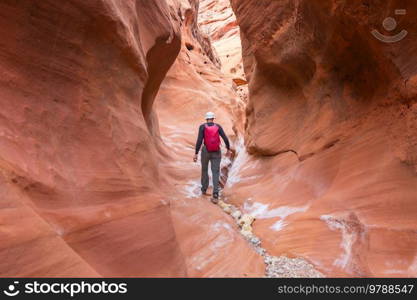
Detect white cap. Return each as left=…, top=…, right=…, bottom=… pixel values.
left=205, top=112, right=215, bottom=119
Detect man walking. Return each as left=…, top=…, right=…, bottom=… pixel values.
left=194, top=112, right=231, bottom=203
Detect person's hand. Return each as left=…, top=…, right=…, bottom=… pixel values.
left=193, top=154, right=198, bottom=163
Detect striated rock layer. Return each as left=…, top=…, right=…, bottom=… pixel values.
left=198, top=0, right=245, bottom=80
left=0, top=0, right=263, bottom=277
left=229, top=0, right=417, bottom=277
left=154, top=0, right=263, bottom=277
left=0, top=0, right=186, bottom=277
left=198, top=0, right=249, bottom=121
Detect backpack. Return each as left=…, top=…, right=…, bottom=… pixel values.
left=204, top=124, right=221, bottom=152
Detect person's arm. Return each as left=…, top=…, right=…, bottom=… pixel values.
left=193, top=125, right=204, bottom=162
left=218, top=125, right=230, bottom=150
left=195, top=125, right=204, bottom=154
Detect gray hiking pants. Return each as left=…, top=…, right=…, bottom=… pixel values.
left=201, top=146, right=221, bottom=194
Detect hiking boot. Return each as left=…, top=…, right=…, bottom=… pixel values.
left=211, top=192, right=219, bottom=204
left=211, top=193, right=219, bottom=204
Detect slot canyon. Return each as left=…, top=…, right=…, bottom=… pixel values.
left=0, top=0, right=416, bottom=278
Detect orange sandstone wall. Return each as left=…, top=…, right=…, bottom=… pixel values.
left=154, top=0, right=264, bottom=277
left=230, top=0, right=417, bottom=277
left=198, top=0, right=245, bottom=80
left=0, top=0, right=185, bottom=277
left=0, top=0, right=264, bottom=278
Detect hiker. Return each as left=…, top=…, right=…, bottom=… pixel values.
left=193, top=112, right=231, bottom=201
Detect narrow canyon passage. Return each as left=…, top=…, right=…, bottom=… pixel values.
left=154, top=0, right=417, bottom=278
left=153, top=0, right=323, bottom=277
left=0, top=0, right=416, bottom=278
left=152, top=0, right=266, bottom=277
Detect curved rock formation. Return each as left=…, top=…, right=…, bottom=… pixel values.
left=154, top=0, right=263, bottom=277
left=3, top=0, right=416, bottom=279
left=229, top=0, right=417, bottom=277
left=199, top=0, right=245, bottom=80
left=0, top=0, right=265, bottom=277
left=0, top=0, right=186, bottom=277
left=198, top=0, right=248, bottom=126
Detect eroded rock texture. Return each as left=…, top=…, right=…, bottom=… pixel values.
left=0, top=0, right=187, bottom=277
left=198, top=0, right=245, bottom=80
left=3, top=0, right=416, bottom=279
left=0, top=0, right=263, bottom=277
left=154, top=0, right=263, bottom=277
left=198, top=0, right=249, bottom=122
left=229, top=0, right=417, bottom=277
